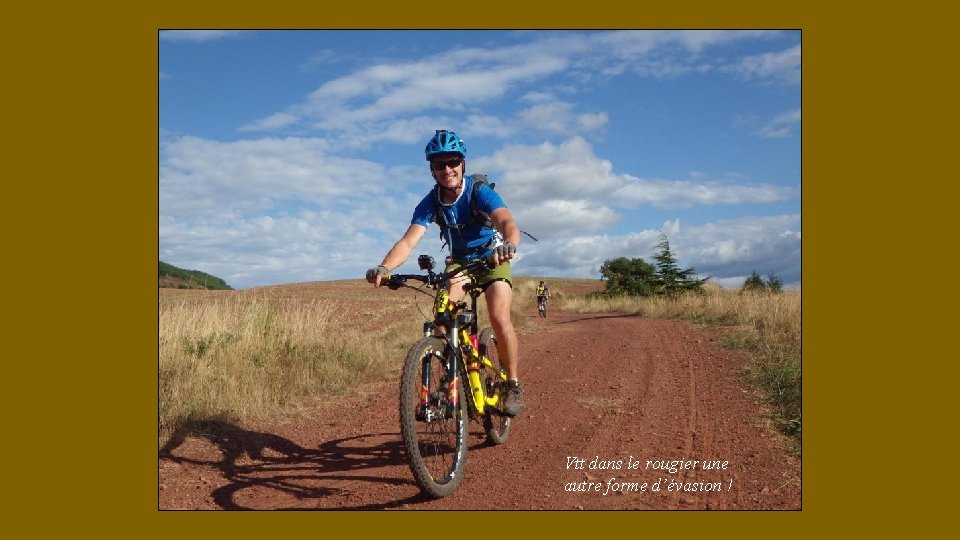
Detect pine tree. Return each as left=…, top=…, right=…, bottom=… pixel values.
left=652, top=234, right=707, bottom=295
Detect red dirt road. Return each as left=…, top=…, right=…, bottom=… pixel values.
left=158, top=306, right=801, bottom=510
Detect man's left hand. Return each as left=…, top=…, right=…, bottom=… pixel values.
left=491, top=242, right=517, bottom=266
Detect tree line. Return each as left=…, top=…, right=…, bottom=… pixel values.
left=598, top=234, right=708, bottom=297
left=598, top=234, right=783, bottom=296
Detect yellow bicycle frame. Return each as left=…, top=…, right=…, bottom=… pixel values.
left=433, top=281, right=507, bottom=415
left=459, top=327, right=507, bottom=415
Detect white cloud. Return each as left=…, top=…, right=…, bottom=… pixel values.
left=239, top=112, right=299, bottom=132
left=463, top=114, right=514, bottom=138
left=517, top=229, right=667, bottom=279
left=730, top=44, right=801, bottom=85
left=476, top=136, right=623, bottom=204
left=517, top=214, right=801, bottom=287
left=514, top=199, right=620, bottom=236
left=160, top=209, right=396, bottom=287
left=468, top=136, right=798, bottom=244
left=159, top=30, right=246, bottom=43
left=577, top=112, right=608, bottom=131
left=296, top=51, right=567, bottom=133
left=587, top=30, right=784, bottom=79
left=758, top=108, right=801, bottom=138
left=677, top=214, right=802, bottom=281
left=613, top=175, right=797, bottom=209
left=662, top=218, right=681, bottom=237
left=160, top=31, right=800, bottom=289
left=519, top=102, right=574, bottom=134
left=521, top=91, right=557, bottom=103
left=160, top=136, right=386, bottom=218
left=244, top=30, right=794, bottom=142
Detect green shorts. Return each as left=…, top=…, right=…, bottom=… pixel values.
left=445, top=260, right=513, bottom=289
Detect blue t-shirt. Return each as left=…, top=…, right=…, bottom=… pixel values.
left=412, top=175, right=506, bottom=260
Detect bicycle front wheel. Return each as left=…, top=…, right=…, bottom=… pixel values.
left=478, top=328, right=511, bottom=445
left=398, top=337, right=468, bottom=498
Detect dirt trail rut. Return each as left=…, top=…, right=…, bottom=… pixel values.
left=159, top=307, right=801, bottom=510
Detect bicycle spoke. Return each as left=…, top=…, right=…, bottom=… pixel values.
left=399, top=337, right=467, bottom=497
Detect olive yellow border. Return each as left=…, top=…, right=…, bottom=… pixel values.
left=12, top=0, right=926, bottom=535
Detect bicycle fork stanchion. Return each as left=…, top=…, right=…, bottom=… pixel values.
left=419, top=358, right=431, bottom=421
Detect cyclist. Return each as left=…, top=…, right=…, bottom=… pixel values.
left=366, top=129, right=525, bottom=416
left=536, top=280, right=550, bottom=312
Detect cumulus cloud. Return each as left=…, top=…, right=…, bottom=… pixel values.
left=676, top=215, right=802, bottom=283
left=758, top=109, right=801, bottom=138
left=160, top=136, right=387, bottom=218
left=730, top=44, right=801, bottom=85
left=476, top=136, right=623, bottom=204
left=476, top=136, right=795, bottom=212
left=577, top=112, right=608, bottom=131
left=517, top=214, right=801, bottom=287
left=519, top=102, right=574, bottom=134
left=613, top=175, right=797, bottom=209
left=160, top=209, right=396, bottom=286
left=160, top=30, right=800, bottom=288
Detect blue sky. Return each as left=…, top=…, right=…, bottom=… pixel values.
left=160, top=30, right=800, bottom=290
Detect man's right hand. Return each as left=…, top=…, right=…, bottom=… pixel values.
left=366, top=265, right=389, bottom=287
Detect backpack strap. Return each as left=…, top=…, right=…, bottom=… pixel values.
left=468, top=174, right=495, bottom=229
left=432, top=174, right=495, bottom=231
left=431, top=174, right=541, bottom=253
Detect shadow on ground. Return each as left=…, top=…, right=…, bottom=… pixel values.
left=159, top=420, right=438, bottom=510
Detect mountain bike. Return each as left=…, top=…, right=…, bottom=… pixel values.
left=537, top=295, right=548, bottom=318
left=372, top=255, right=511, bottom=498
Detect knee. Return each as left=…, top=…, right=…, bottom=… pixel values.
left=490, top=310, right=514, bottom=333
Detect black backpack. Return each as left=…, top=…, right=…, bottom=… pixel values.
left=432, top=173, right=495, bottom=236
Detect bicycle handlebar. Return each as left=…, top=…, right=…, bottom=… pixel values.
left=375, top=258, right=493, bottom=290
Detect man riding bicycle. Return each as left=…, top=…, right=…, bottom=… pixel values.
left=366, top=129, right=525, bottom=416
left=536, top=281, right=550, bottom=310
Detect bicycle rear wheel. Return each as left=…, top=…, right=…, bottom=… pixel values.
left=398, top=337, right=468, bottom=498
left=478, top=328, right=511, bottom=445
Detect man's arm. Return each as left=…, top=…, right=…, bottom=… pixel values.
left=373, top=224, right=427, bottom=287
left=490, top=207, right=520, bottom=266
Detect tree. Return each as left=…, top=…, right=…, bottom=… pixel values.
left=651, top=234, right=708, bottom=295
left=766, top=273, right=783, bottom=293
left=599, top=256, right=657, bottom=296
left=741, top=271, right=784, bottom=293
left=743, top=270, right=767, bottom=292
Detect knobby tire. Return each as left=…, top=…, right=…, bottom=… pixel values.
left=398, top=337, right=468, bottom=498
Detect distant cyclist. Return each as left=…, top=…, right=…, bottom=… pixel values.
left=536, top=281, right=550, bottom=317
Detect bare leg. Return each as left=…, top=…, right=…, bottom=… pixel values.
left=483, top=281, right=518, bottom=380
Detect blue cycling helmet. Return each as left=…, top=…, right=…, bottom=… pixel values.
left=424, top=129, right=467, bottom=161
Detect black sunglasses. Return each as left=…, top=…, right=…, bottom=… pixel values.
left=430, top=157, right=463, bottom=170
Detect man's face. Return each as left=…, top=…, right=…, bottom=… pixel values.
left=430, top=154, right=464, bottom=190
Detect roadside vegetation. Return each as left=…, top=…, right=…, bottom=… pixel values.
left=159, top=278, right=538, bottom=445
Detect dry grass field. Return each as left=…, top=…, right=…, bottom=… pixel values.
left=160, top=276, right=799, bottom=447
